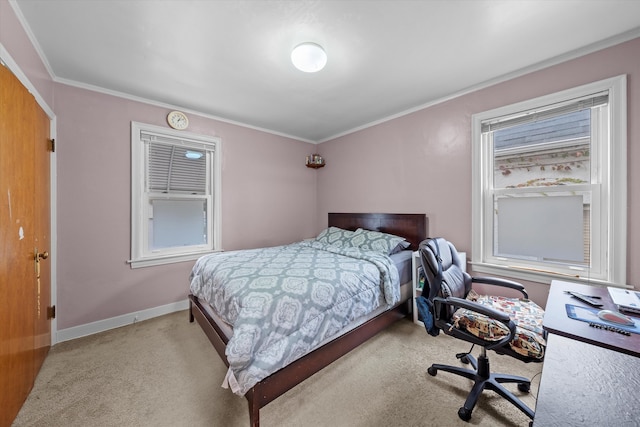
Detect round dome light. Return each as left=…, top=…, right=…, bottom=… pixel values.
left=291, top=42, right=327, bottom=73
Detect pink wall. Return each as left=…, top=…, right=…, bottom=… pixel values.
left=53, top=84, right=318, bottom=329
left=318, top=37, right=640, bottom=307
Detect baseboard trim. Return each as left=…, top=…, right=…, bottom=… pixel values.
left=56, top=299, right=190, bottom=343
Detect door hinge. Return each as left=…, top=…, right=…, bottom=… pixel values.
left=49, top=138, right=55, bottom=152
left=47, top=305, right=56, bottom=319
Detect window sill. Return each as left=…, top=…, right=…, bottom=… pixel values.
left=128, top=251, right=219, bottom=269
left=470, top=261, right=620, bottom=288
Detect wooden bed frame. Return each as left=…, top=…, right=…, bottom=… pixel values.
left=188, top=213, right=427, bottom=426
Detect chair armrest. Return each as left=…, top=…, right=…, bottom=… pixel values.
left=434, top=296, right=516, bottom=350
left=471, top=276, right=529, bottom=299
left=436, top=296, right=511, bottom=323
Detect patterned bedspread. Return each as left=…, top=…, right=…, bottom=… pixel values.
left=189, top=240, right=400, bottom=395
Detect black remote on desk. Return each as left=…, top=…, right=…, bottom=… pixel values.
left=566, top=291, right=603, bottom=307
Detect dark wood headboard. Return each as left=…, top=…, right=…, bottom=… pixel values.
left=328, top=213, right=428, bottom=251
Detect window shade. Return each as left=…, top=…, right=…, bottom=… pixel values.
left=482, top=92, right=608, bottom=133
left=140, top=131, right=214, bottom=151
left=141, top=131, right=210, bottom=194
left=496, top=195, right=584, bottom=263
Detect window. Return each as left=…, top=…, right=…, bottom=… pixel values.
left=471, top=76, right=626, bottom=286
left=130, top=122, right=222, bottom=268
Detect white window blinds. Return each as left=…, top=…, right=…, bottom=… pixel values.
left=141, top=132, right=211, bottom=194
left=481, top=93, right=608, bottom=132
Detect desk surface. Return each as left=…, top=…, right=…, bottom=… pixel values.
left=532, top=334, right=640, bottom=427
left=543, top=280, right=640, bottom=357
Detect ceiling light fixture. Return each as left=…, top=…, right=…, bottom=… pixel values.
left=291, top=42, right=327, bottom=73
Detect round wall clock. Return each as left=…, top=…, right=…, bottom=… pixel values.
left=167, top=110, right=189, bottom=130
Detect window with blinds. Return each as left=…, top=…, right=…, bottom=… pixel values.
left=489, top=103, right=597, bottom=267
left=471, top=76, right=627, bottom=286
left=130, top=122, right=222, bottom=268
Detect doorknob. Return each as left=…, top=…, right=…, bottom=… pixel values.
left=33, top=248, right=49, bottom=318
left=34, top=248, right=48, bottom=278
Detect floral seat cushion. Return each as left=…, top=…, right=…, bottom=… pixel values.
left=451, top=289, right=546, bottom=359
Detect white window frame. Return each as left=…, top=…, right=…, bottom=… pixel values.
left=129, top=122, right=222, bottom=268
left=471, top=75, right=627, bottom=286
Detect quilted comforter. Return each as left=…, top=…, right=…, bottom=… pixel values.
left=189, top=240, right=400, bottom=395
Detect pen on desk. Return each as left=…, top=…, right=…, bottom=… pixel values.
left=564, top=291, right=601, bottom=298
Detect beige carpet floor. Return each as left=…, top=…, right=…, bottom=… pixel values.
left=13, top=311, right=542, bottom=427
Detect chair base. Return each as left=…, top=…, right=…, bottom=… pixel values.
left=427, top=352, right=535, bottom=422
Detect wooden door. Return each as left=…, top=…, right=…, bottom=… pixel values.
left=0, top=63, right=52, bottom=427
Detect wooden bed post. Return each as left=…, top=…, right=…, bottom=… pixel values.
left=247, top=391, right=260, bottom=427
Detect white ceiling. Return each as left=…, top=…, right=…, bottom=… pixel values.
left=13, top=0, right=640, bottom=143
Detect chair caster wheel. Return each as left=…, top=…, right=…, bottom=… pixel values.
left=517, top=382, right=531, bottom=393
left=427, top=367, right=437, bottom=376
left=458, top=407, right=472, bottom=421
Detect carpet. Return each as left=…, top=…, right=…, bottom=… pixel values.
left=13, top=311, right=541, bottom=427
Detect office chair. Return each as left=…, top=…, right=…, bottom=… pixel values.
left=417, top=238, right=545, bottom=422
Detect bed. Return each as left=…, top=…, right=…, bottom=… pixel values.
left=188, top=212, right=427, bottom=426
